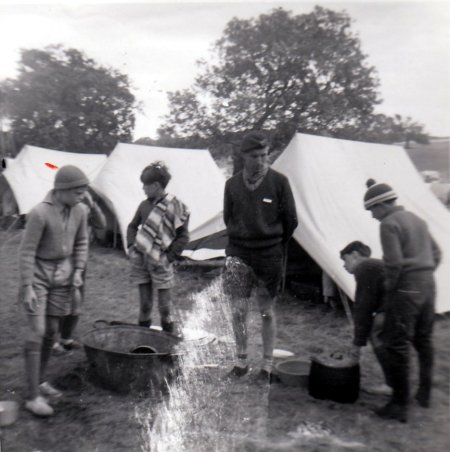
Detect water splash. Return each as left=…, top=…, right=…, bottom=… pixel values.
left=136, top=276, right=251, bottom=452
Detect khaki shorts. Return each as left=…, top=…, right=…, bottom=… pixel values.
left=27, top=258, right=74, bottom=317
left=129, top=248, right=174, bottom=289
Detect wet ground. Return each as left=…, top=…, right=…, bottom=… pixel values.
left=1, top=232, right=449, bottom=451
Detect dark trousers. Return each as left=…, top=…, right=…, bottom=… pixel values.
left=382, top=272, right=435, bottom=406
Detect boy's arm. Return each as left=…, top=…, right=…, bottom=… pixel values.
left=223, top=181, right=232, bottom=226
left=280, top=177, right=298, bottom=242
left=352, top=267, right=380, bottom=346
left=380, top=222, right=403, bottom=293
left=166, top=216, right=190, bottom=262
left=19, top=209, right=45, bottom=287
left=83, top=191, right=107, bottom=230
left=430, top=235, right=441, bottom=268
left=89, top=202, right=107, bottom=231
left=73, top=209, right=89, bottom=273
left=127, top=204, right=143, bottom=249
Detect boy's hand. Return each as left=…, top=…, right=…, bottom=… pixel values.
left=22, top=286, right=38, bottom=313
left=348, top=344, right=361, bottom=362
left=83, top=191, right=94, bottom=209
left=73, top=269, right=84, bottom=287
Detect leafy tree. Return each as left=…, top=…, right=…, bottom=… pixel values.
left=158, top=6, right=382, bottom=150
left=157, top=6, right=430, bottom=154
left=1, top=45, right=137, bottom=154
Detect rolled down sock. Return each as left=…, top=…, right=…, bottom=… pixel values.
left=24, top=341, right=41, bottom=400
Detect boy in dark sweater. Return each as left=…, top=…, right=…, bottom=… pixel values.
left=127, top=161, right=189, bottom=333
left=340, top=241, right=391, bottom=396
left=223, top=131, right=298, bottom=380
left=364, top=179, right=441, bottom=422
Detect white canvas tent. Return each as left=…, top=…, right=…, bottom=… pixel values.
left=273, top=133, right=450, bottom=314
left=2, top=145, right=107, bottom=214
left=91, top=143, right=226, bottom=260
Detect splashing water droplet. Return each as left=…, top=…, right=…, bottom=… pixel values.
left=135, top=273, right=270, bottom=452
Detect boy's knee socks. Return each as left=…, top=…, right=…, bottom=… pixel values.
left=60, top=315, right=79, bottom=341
left=24, top=341, right=41, bottom=400
left=39, top=336, right=55, bottom=381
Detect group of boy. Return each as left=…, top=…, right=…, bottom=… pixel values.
left=340, top=179, right=440, bottom=423
left=19, top=161, right=189, bottom=416
left=18, top=131, right=440, bottom=425
left=222, top=132, right=441, bottom=424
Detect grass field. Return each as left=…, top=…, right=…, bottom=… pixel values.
left=406, top=138, right=450, bottom=182
left=0, top=229, right=449, bottom=452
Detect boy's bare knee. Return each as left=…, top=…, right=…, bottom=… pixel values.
left=26, top=329, right=44, bottom=344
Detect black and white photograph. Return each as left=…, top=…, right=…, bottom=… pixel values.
left=0, top=1, right=449, bottom=451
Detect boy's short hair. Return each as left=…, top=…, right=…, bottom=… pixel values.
left=140, top=161, right=171, bottom=188
left=340, top=241, right=371, bottom=259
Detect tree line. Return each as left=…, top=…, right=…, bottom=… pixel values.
left=0, top=6, right=429, bottom=159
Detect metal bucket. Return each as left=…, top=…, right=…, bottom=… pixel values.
left=82, top=325, right=181, bottom=393
left=308, top=352, right=360, bottom=404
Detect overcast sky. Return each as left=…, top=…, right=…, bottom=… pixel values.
left=0, top=0, right=449, bottom=140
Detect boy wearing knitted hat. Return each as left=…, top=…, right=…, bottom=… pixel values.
left=53, top=188, right=107, bottom=355
left=363, top=179, right=441, bottom=422
left=223, top=130, right=298, bottom=381
left=127, top=161, right=189, bottom=334
left=19, top=165, right=89, bottom=416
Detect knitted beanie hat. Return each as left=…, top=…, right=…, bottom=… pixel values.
left=54, top=165, right=89, bottom=190
left=363, top=178, right=397, bottom=209
left=241, top=131, right=269, bottom=153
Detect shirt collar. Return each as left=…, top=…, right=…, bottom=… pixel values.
left=380, top=205, right=404, bottom=220
left=147, top=192, right=167, bottom=205
left=43, top=190, right=69, bottom=214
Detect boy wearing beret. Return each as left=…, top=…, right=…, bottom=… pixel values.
left=364, top=180, right=441, bottom=422
left=20, top=165, right=89, bottom=416
left=223, top=131, right=298, bottom=381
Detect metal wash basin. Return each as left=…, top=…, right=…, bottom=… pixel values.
left=82, top=325, right=182, bottom=393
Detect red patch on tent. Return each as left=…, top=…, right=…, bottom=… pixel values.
left=45, top=163, right=59, bottom=169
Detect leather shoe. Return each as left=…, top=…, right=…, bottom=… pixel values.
left=415, top=390, right=430, bottom=408
left=256, top=369, right=281, bottom=384
left=229, top=365, right=249, bottom=377
left=374, top=402, right=408, bottom=423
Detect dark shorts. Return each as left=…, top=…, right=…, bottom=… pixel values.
left=223, top=244, right=284, bottom=298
